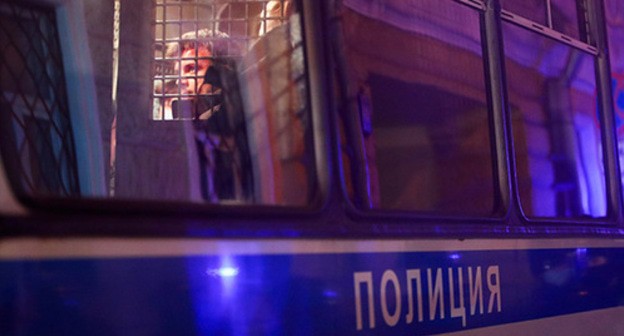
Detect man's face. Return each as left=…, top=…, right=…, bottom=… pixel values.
left=177, top=45, right=213, bottom=96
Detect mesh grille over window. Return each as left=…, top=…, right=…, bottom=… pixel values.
left=0, top=0, right=317, bottom=207
left=0, top=1, right=80, bottom=197
left=152, top=0, right=292, bottom=120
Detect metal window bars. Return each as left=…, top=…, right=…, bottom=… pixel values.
left=500, top=0, right=597, bottom=54
left=152, top=0, right=292, bottom=120
left=152, top=0, right=295, bottom=202
left=0, top=1, right=80, bottom=197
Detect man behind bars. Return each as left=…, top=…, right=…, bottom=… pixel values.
left=174, top=29, right=235, bottom=119
left=174, top=28, right=250, bottom=201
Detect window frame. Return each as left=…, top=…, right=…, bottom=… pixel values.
left=0, top=0, right=332, bottom=217
left=331, top=0, right=511, bottom=223
left=500, top=0, right=622, bottom=225
left=332, top=0, right=622, bottom=228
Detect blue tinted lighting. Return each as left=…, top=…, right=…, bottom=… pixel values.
left=323, top=290, right=338, bottom=298
left=207, top=266, right=239, bottom=278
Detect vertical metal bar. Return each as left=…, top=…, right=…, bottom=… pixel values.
left=483, top=0, right=512, bottom=215
left=576, top=0, right=591, bottom=45
left=260, top=0, right=267, bottom=35
left=546, top=0, right=553, bottom=28
left=175, top=1, right=182, bottom=105
left=155, top=4, right=162, bottom=120
left=587, top=0, right=622, bottom=221
left=244, top=1, right=249, bottom=42
left=109, top=0, right=121, bottom=196
left=327, top=0, right=373, bottom=209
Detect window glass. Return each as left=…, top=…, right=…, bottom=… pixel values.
left=500, top=0, right=548, bottom=27
left=503, top=22, right=606, bottom=218
left=0, top=2, right=80, bottom=197
left=605, top=0, right=624, bottom=196
left=500, top=0, right=583, bottom=41
left=550, top=0, right=581, bottom=40
left=337, top=0, right=496, bottom=215
left=0, top=0, right=318, bottom=207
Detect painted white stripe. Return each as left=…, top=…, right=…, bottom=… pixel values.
left=445, top=306, right=624, bottom=336
left=1, top=237, right=624, bottom=259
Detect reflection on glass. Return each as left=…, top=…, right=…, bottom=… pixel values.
left=605, top=0, right=624, bottom=201
left=146, top=0, right=313, bottom=205
left=500, top=0, right=548, bottom=26
left=339, top=0, right=495, bottom=214
left=503, top=22, right=606, bottom=218
left=500, top=0, right=582, bottom=41
left=0, top=0, right=317, bottom=207
left=0, top=3, right=80, bottom=197
left=551, top=0, right=581, bottom=40
left=615, top=74, right=624, bottom=194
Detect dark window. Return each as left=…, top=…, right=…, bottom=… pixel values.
left=147, top=0, right=315, bottom=205
left=503, top=21, right=606, bottom=218
left=605, top=0, right=624, bottom=204
left=1, top=0, right=319, bottom=208
left=0, top=1, right=79, bottom=197
left=500, top=0, right=589, bottom=44
left=336, top=0, right=497, bottom=215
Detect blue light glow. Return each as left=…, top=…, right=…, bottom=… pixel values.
left=206, top=266, right=239, bottom=278
left=323, top=290, right=338, bottom=298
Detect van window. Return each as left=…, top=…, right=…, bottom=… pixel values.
left=0, top=0, right=319, bottom=207
left=502, top=8, right=607, bottom=218
left=335, top=0, right=497, bottom=215
left=0, top=2, right=80, bottom=198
